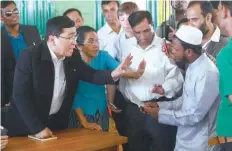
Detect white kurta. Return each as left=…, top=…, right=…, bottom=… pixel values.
left=158, top=54, right=221, bottom=151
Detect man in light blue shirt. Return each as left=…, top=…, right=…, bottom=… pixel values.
left=144, top=25, right=220, bottom=151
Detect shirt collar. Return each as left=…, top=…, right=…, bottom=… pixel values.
left=202, top=26, right=221, bottom=49
left=210, top=26, right=221, bottom=42
left=104, top=23, right=122, bottom=34
left=6, top=27, right=23, bottom=38
left=48, top=44, right=65, bottom=63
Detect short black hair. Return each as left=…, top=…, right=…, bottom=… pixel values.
left=221, top=1, right=232, bottom=16
left=63, top=8, right=82, bottom=18
left=177, top=18, right=189, bottom=29
left=1, top=0, right=16, bottom=8
left=101, top=1, right=120, bottom=8
left=174, top=35, right=202, bottom=55
left=76, top=26, right=96, bottom=45
left=45, top=16, right=75, bottom=41
left=128, top=11, right=153, bottom=28
left=188, top=1, right=214, bottom=22
left=210, top=1, right=219, bottom=9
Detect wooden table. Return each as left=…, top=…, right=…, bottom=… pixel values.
left=5, top=128, right=128, bottom=151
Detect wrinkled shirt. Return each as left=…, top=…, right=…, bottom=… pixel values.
left=122, top=35, right=184, bottom=106
left=158, top=54, right=221, bottom=151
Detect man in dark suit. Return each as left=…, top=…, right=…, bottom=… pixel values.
left=5, top=16, right=132, bottom=138
left=1, top=1, right=41, bottom=107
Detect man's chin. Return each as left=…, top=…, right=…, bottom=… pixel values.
left=8, top=23, right=19, bottom=28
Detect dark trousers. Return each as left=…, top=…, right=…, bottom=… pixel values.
left=221, top=142, right=232, bottom=151
left=112, top=90, right=129, bottom=150
left=112, top=90, right=177, bottom=151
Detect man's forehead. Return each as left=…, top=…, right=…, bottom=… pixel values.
left=2, top=3, right=16, bottom=11
left=133, top=19, right=150, bottom=30
left=67, top=11, right=81, bottom=18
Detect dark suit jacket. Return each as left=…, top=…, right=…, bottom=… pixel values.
left=6, top=41, right=115, bottom=136
left=1, top=25, right=41, bottom=106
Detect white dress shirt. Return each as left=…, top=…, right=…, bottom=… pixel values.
left=114, top=31, right=137, bottom=95
left=157, top=53, right=220, bottom=151
left=48, top=47, right=66, bottom=115
left=97, top=23, right=123, bottom=58
left=119, top=34, right=184, bottom=106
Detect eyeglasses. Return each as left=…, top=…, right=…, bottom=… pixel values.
left=4, top=8, right=19, bottom=17
left=59, top=36, right=77, bottom=41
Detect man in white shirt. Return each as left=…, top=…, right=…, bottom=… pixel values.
left=144, top=25, right=220, bottom=151
left=109, top=3, right=139, bottom=150
left=187, top=1, right=228, bottom=59
left=97, top=0, right=122, bottom=58
left=120, top=11, right=184, bottom=151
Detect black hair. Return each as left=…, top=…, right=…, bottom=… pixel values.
left=63, top=8, right=82, bottom=18
left=128, top=11, right=153, bottom=28
left=210, top=1, right=219, bottom=9
left=76, top=26, right=96, bottom=45
left=221, top=1, right=232, bottom=16
left=188, top=1, right=214, bottom=22
left=177, top=18, right=189, bottom=29
left=101, top=1, right=120, bottom=8
left=1, top=1, right=16, bottom=8
left=174, top=35, right=202, bottom=55
left=45, top=16, right=75, bottom=41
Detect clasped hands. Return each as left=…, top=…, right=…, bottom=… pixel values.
left=140, top=84, right=165, bottom=120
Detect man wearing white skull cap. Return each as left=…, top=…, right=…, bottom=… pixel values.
left=144, top=25, right=221, bottom=151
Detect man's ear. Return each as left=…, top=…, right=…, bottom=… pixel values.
left=185, top=48, right=193, bottom=57
left=48, top=35, right=57, bottom=46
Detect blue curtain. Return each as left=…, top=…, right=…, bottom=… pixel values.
left=147, top=0, right=158, bottom=28
left=95, top=0, right=105, bottom=30
left=15, top=0, right=54, bottom=38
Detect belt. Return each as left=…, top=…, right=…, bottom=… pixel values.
left=208, top=136, right=232, bottom=146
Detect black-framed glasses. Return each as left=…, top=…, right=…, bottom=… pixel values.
left=59, top=36, right=77, bottom=41
left=4, top=8, right=19, bottom=17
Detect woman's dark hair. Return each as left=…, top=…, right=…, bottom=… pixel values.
left=76, top=26, right=96, bottom=45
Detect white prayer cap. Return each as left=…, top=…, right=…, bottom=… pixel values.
left=175, top=25, right=203, bottom=45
